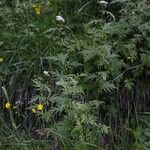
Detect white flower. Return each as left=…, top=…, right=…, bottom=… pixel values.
left=98, top=0, right=108, bottom=5
left=43, top=71, right=49, bottom=76
left=56, top=15, right=65, bottom=22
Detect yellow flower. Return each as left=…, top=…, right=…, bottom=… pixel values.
left=5, top=102, right=11, bottom=109
left=31, top=108, right=36, bottom=113
left=0, top=57, right=4, bottom=63
left=33, top=3, right=41, bottom=16
left=37, top=103, right=43, bottom=110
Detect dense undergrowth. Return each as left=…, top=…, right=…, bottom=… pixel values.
left=0, top=0, right=150, bottom=149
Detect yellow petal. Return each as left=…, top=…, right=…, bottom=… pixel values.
left=5, top=102, right=11, bottom=109
left=32, top=108, right=36, bottom=113
left=37, top=104, right=43, bottom=110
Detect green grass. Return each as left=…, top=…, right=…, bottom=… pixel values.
left=0, top=0, right=150, bottom=149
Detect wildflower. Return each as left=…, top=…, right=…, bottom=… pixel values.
left=43, top=71, right=49, bottom=77
left=33, top=3, right=41, bottom=16
left=98, top=0, right=108, bottom=5
left=56, top=15, right=65, bottom=22
left=0, top=57, right=4, bottom=64
left=31, top=108, right=36, bottom=113
left=13, top=106, right=17, bottom=109
left=5, top=102, right=11, bottom=109
left=37, top=103, right=43, bottom=111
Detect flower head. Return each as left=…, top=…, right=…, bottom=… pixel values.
left=5, top=102, right=11, bottom=109
left=31, top=108, right=36, bottom=113
left=98, top=0, right=108, bottom=5
left=33, top=3, right=41, bottom=16
left=56, top=15, right=65, bottom=22
left=43, top=71, right=49, bottom=77
left=37, top=103, right=43, bottom=111
left=0, top=57, right=4, bottom=64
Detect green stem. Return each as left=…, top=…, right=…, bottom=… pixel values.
left=2, top=86, right=17, bottom=130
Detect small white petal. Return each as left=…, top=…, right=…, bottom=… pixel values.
left=43, top=71, right=49, bottom=76
left=99, top=1, right=108, bottom=5
left=56, top=15, right=65, bottom=22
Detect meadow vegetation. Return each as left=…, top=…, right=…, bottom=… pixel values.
left=0, top=0, right=150, bottom=149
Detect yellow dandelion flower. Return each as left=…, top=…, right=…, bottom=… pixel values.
left=35, top=10, right=41, bottom=15
left=5, top=102, right=11, bottom=109
left=33, top=3, right=41, bottom=16
left=31, top=108, right=36, bottom=113
left=37, top=103, right=43, bottom=110
left=0, top=57, right=4, bottom=63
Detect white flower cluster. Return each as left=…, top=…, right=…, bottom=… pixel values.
left=98, top=0, right=108, bottom=5
left=43, top=71, right=49, bottom=76
left=56, top=15, right=65, bottom=22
